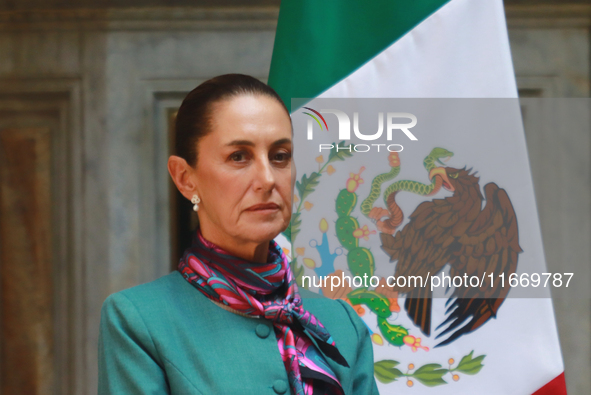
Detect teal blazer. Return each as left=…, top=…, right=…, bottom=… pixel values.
left=98, top=271, right=379, bottom=394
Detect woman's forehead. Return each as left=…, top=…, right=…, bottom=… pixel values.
left=212, top=95, right=288, bottom=120
left=207, top=96, right=292, bottom=143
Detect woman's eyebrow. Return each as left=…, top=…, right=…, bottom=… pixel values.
left=226, top=139, right=255, bottom=147
left=272, top=138, right=292, bottom=146
left=226, top=138, right=292, bottom=147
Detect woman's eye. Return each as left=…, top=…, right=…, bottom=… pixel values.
left=230, top=151, right=247, bottom=162
left=272, top=152, right=292, bottom=162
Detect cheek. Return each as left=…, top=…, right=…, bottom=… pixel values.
left=219, top=174, right=249, bottom=202
left=201, top=167, right=247, bottom=207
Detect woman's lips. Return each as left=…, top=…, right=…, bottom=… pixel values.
left=246, top=203, right=280, bottom=212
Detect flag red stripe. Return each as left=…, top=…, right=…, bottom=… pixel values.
left=532, top=373, right=567, bottom=395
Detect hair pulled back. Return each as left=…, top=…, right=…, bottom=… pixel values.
left=175, top=74, right=290, bottom=167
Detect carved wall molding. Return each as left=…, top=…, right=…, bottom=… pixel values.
left=0, top=7, right=279, bottom=31
left=0, top=4, right=589, bottom=31
left=0, top=78, right=83, bottom=395
left=506, top=4, right=591, bottom=28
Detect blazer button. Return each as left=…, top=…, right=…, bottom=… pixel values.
left=273, top=379, right=288, bottom=394
left=255, top=324, right=271, bottom=339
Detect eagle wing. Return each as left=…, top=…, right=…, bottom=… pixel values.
left=435, top=182, right=522, bottom=345
left=380, top=181, right=521, bottom=345
left=380, top=196, right=457, bottom=336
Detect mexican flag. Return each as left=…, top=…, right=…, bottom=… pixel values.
left=269, top=0, right=567, bottom=394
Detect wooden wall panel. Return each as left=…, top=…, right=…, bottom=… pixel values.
left=0, top=128, right=53, bottom=395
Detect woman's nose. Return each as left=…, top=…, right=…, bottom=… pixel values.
left=254, top=158, right=275, bottom=192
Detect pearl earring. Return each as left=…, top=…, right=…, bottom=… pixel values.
left=191, top=195, right=200, bottom=212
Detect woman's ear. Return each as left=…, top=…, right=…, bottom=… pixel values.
left=168, top=155, right=198, bottom=200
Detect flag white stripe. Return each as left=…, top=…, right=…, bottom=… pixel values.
left=319, top=0, right=517, bottom=99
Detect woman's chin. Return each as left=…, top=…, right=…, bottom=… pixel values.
left=237, top=221, right=286, bottom=244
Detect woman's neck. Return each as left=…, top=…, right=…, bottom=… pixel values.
left=198, top=224, right=270, bottom=263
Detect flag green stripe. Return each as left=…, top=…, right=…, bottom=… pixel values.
left=269, top=0, right=450, bottom=112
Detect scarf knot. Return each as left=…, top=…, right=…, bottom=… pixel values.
left=264, top=299, right=301, bottom=324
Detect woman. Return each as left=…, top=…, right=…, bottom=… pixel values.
left=98, top=74, right=379, bottom=395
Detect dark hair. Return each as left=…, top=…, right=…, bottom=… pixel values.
left=175, top=74, right=290, bottom=166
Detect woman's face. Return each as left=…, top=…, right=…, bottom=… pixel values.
left=193, top=94, right=292, bottom=250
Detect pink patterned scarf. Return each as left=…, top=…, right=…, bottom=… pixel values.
left=178, top=230, right=347, bottom=395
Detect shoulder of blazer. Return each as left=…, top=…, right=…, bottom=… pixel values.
left=116, top=270, right=197, bottom=303
left=110, top=271, right=216, bottom=322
